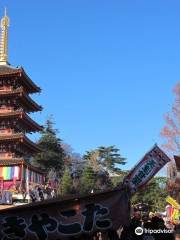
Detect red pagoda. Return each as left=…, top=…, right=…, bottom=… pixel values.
left=0, top=10, right=45, bottom=191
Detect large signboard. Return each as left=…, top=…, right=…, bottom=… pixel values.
left=0, top=188, right=130, bottom=240
left=123, top=145, right=171, bottom=192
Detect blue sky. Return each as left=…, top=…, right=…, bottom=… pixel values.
left=0, top=1, right=179, bottom=170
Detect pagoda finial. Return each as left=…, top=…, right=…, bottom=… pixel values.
left=0, top=8, right=10, bottom=65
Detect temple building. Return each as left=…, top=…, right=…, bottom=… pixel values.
left=0, top=10, right=45, bottom=191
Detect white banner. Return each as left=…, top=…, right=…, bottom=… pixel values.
left=123, top=145, right=171, bottom=192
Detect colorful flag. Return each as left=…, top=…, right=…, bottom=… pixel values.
left=166, top=196, right=180, bottom=210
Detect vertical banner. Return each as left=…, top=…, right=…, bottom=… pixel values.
left=123, top=145, right=171, bottom=192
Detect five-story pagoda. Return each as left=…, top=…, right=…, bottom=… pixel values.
left=0, top=10, right=45, bottom=191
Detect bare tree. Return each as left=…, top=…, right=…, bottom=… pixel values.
left=161, top=82, right=180, bottom=155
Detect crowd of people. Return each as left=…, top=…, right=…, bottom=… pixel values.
left=72, top=211, right=180, bottom=240
left=119, top=211, right=179, bottom=240
left=29, top=185, right=56, bottom=202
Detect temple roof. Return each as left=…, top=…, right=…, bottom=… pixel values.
left=0, top=88, right=42, bottom=112
left=0, top=133, right=42, bottom=153
left=0, top=158, right=45, bottom=174
left=0, top=111, right=43, bottom=132
left=0, top=65, right=41, bottom=93
left=0, top=65, right=20, bottom=74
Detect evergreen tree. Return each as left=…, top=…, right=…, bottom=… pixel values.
left=131, top=177, right=168, bottom=212
left=83, top=146, right=126, bottom=174
left=80, top=166, right=96, bottom=194
left=97, top=146, right=126, bottom=174
left=111, top=170, right=129, bottom=187
left=31, top=118, right=65, bottom=176
left=58, top=169, right=73, bottom=196
left=83, top=150, right=100, bottom=172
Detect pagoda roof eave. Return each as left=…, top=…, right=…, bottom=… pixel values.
left=0, top=111, right=43, bottom=132
left=0, top=133, right=42, bottom=153
left=22, top=135, right=42, bottom=153
left=22, top=112, right=43, bottom=132
left=0, top=65, right=41, bottom=93
left=20, top=67, right=41, bottom=93
left=0, top=65, right=21, bottom=75
left=0, top=89, right=42, bottom=112
left=23, top=91, right=42, bottom=112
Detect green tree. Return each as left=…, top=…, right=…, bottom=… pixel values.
left=58, top=169, right=73, bottom=196
left=80, top=166, right=96, bottom=194
left=97, top=146, right=126, bottom=174
left=131, top=177, right=168, bottom=212
left=31, top=118, right=65, bottom=176
left=84, top=146, right=126, bottom=174
left=111, top=170, right=129, bottom=187
left=83, top=150, right=100, bottom=172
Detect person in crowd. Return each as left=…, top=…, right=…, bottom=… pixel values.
left=37, top=185, right=44, bottom=201
left=29, top=187, right=37, bottom=202
left=120, top=211, right=143, bottom=240
left=51, top=188, right=55, bottom=198
left=175, top=233, right=180, bottom=240
left=174, top=225, right=180, bottom=240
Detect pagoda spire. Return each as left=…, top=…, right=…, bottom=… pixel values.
left=0, top=8, right=10, bottom=65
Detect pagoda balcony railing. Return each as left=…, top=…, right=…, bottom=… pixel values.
left=0, top=86, right=13, bottom=91
left=0, top=107, right=14, bottom=113
left=0, top=128, right=13, bottom=135
left=0, top=152, right=14, bottom=158
left=0, top=86, right=23, bottom=92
